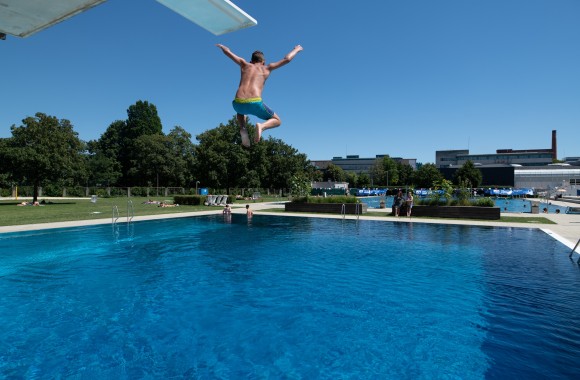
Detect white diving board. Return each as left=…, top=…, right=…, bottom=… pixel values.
left=156, top=0, right=257, bottom=35
left=0, top=0, right=107, bottom=38
left=0, top=0, right=256, bottom=39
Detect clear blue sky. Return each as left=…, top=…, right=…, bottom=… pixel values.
left=2, top=0, right=579, bottom=164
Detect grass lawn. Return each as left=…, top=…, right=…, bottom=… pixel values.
left=0, top=197, right=222, bottom=227
left=0, top=197, right=557, bottom=228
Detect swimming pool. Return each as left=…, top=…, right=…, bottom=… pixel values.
left=359, top=196, right=569, bottom=213
left=1, top=215, right=579, bottom=378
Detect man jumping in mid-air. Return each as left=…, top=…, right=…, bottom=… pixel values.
left=216, top=44, right=303, bottom=147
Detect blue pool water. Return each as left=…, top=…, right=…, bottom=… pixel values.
left=359, top=196, right=568, bottom=213
left=1, top=215, right=579, bottom=378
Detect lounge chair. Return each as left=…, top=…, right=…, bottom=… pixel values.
left=204, top=195, right=216, bottom=206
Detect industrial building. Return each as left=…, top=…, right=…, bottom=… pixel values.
left=436, top=130, right=558, bottom=168
left=311, top=155, right=417, bottom=174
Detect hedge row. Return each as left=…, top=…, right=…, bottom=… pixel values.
left=292, top=195, right=359, bottom=204
left=174, top=195, right=206, bottom=206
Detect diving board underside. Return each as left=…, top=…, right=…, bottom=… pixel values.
left=156, top=0, right=257, bottom=35
left=0, top=0, right=107, bottom=38
left=0, top=0, right=256, bottom=38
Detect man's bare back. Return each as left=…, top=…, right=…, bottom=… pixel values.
left=216, top=44, right=303, bottom=146
left=236, top=63, right=271, bottom=99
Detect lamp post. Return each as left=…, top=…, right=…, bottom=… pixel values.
left=196, top=181, right=200, bottom=195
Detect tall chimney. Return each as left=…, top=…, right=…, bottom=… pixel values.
left=551, top=130, right=557, bottom=160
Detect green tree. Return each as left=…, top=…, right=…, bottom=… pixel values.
left=370, top=155, right=399, bottom=186
left=357, top=172, right=371, bottom=188
left=345, top=172, right=358, bottom=188
left=0, top=138, right=12, bottom=194
left=131, top=134, right=172, bottom=187
left=324, top=163, right=346, bottom=182
left=290, top=173, right=312, bottom=197
left=411, top=163, right=443, bottom=188
left=453, top=160, right=482, bottom=188
left=125, top=100, right=163, bottom=139
left=96, top=120, right=124, bottom=159
left=193, top=117, right=311, bottom=192
left=119, top=100, right=164, bottom=185
left=131, top=127, right=196, bottom=188
left=0, top=113, right=85, bottom=202
left=397, top=162, right=415, bottom=186
left=85, top=151, right=121, bottom=187
left=309, top=168, right=324, bottom=183
left=85, top=137, right=122, bottom=187
left=194, top=118, right=249, bottom=190
left=166, top=126, right=196, bottom=187
left=260, top=138, right=310, bottom=189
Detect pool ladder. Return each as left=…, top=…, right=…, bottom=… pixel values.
left=112, top=205, right=120, bottom=224
left=112, top=200, right=135, bottom=224
left=569, top=237, right=580, bottom=264
left=341, top=202, right=361, bottom=220
left=127, top=200, right=134, bottom=223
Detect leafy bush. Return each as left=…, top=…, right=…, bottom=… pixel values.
left=130, top=187, right=148, bottom=197
left=430, top=179, right=453, bottom=205
left=416, top=196, right=495, bottom=207
left=110, top=187, right=128, bottom=197
left=455, top=179, right=472, bottom=204
left=66, top=187, right=85, bottom=197
left=96, top=188, right=111, bottom=198
left=42, top=184, right=62, bottom=197
left=470, top=197, right=495, bottom=207
left=292, top=195, right=359, bottom=204
left=417, top=198, right=448, bottom=206
left=450, top=198, right=472, bottom=206
left=290, top=174, right=312, bottom=198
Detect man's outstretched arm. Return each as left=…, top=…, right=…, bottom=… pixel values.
left=267, top=45, right=303, bottom=70
left=216, top=44, right=245, bottom=66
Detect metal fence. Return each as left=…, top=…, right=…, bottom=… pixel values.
left=1, top=186, right=290, bottom=199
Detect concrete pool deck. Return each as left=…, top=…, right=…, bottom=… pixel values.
left=1, top=200, right=579, bottom=255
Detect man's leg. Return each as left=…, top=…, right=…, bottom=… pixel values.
left=237, top=113, right=251, bottom=147
left=255, top=113, right=281, bottom=143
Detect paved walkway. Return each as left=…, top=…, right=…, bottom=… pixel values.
left=1, top=201, right=579, bottom=255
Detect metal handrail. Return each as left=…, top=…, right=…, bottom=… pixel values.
left=569, top=237, right=580, bottom=264
left=112, top=205, right=119, bottom=224
left=127, top=200, right=134, bottom=223
left=341, top=204, right=346, bottom=219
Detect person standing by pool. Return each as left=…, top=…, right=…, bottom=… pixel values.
left=246, top=204, right=253, bottom=218
left=393, top=190, right=404, bottom=217
left=406, top=191, right=414, bottom=217
left=216, top=43, right=303, bottom=147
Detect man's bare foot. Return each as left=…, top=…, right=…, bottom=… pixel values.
left=255, top=123, right=263, bottom=143
left=240, top=127, right=250, bottom=148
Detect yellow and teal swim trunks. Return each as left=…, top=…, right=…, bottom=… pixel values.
left=232, top=97, right=275, bottom=120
